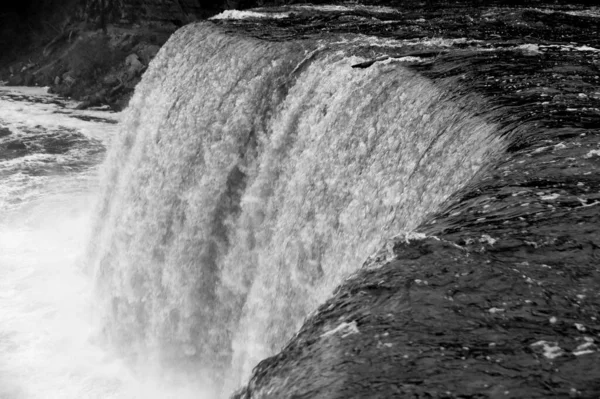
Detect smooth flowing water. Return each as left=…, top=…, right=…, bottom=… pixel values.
left=1, top=19, right=505, bottom=399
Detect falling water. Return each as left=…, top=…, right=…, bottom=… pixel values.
left=0, top=87, right=128, bottom=398
left=87, top=22, right=504, bottom=396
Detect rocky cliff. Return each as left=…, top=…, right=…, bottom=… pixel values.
left=82, top=0, right=223, bottom=25
left=0, top=0, right=238, bottom=109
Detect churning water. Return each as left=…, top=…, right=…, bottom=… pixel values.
left=1, top=21, right=504, bottom=399
left=0, top=88, right=209, bottom=398
left=0, top=87, right=125, bottom=398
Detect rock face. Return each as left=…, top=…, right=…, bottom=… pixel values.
left=1, top=0, right=231, bottom=109
left=82, top=0, right=228, bottom=24
left=222, top=3, right=600, bottom=398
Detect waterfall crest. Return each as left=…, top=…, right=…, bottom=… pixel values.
left=87, top=22, right=504, bottom=395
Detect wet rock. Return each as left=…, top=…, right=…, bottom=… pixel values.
left=110, top=92, right=133, bottom=111
left=102, top=74, right=120, bottom=86
left=22, top=72, right=34, bottom=86
left=82, top=0, right=222, bottom=24
left=10, top=63, right=23, bottom=74
left=136, top=44, right=161, bottom=65
left=7, top=74, right=23, bottom=86
left=125, top=53, right=144, bottom=74
left=62, top=73, right=76, bottom=86
left=2, top=12, right=178, bottom=110
left=22, top=62, right=35, bottom=72
left=75, top=88, right=107, bottom=110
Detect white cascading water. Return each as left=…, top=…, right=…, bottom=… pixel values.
left=0, top=88, right=129, bottom=398
left=0, top=91, right=214, bottom=398
left=86, top=22, right=505, bottom=397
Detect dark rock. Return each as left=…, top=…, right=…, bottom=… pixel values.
left=23, top=72, right=34, bottom=86
left=110, top=90, right=133, bottom=110
left=7, top=74, right=24, bottom=86
left=83, top=0, right=223, bottom=24
left=0, top=128, right=12, bottom=138
left=125, top=53, right=144, bottom=74
left=75, top=88, right=107, bottom=110
left=102, top=74, right=120, bottom=86
left=62, top=73, right=76, bottom=86
left=351, top=56, right=389, bottom=68
left=136, top=44, right=161, bottom=64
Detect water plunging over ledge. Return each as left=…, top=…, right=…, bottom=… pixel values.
left=86, top=22, right=505, bottom=396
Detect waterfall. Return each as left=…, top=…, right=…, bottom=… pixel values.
left=87, top=22, right=504, bottom=396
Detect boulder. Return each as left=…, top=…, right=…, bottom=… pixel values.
left=102, top=74, right=120, bottom=86
left=7, top=74, right=23, bottom=86
left=137, top=44, right=161, bottom=65
left=23, top=72, right=34, bottom=86
left=125, top=53, right=144, bottom=74
left=62, top=73, right=76, bottom=86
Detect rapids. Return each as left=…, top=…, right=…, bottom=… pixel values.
left=0, top=87, right=212, bottom=398
left=0, top=87, right=127, bottom=398
left=87, top=22, right=504, bottom=396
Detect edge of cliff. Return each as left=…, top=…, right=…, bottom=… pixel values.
left=222, top=3, right=600, bottom=398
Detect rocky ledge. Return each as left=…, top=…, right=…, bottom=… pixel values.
left=0, top=24, right=173, bottom=110
left=0, top=0, right=229, bottom=110
left=221, top=3, right=600, bottom=398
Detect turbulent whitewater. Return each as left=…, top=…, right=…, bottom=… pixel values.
left=87, top=22, right=505, bottom=396
left=0, top=87, right=127, bottom=398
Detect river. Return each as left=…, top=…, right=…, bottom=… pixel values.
left=0, top=87, right=207, bottom=399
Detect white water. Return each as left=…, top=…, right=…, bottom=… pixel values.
left=87, top=22, right=505, bottom=397
left=0, top=188, right=125, bottom=399
left=0, top=88, right=201, bottom=398
left=209, top=4, right=400, bottom=20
